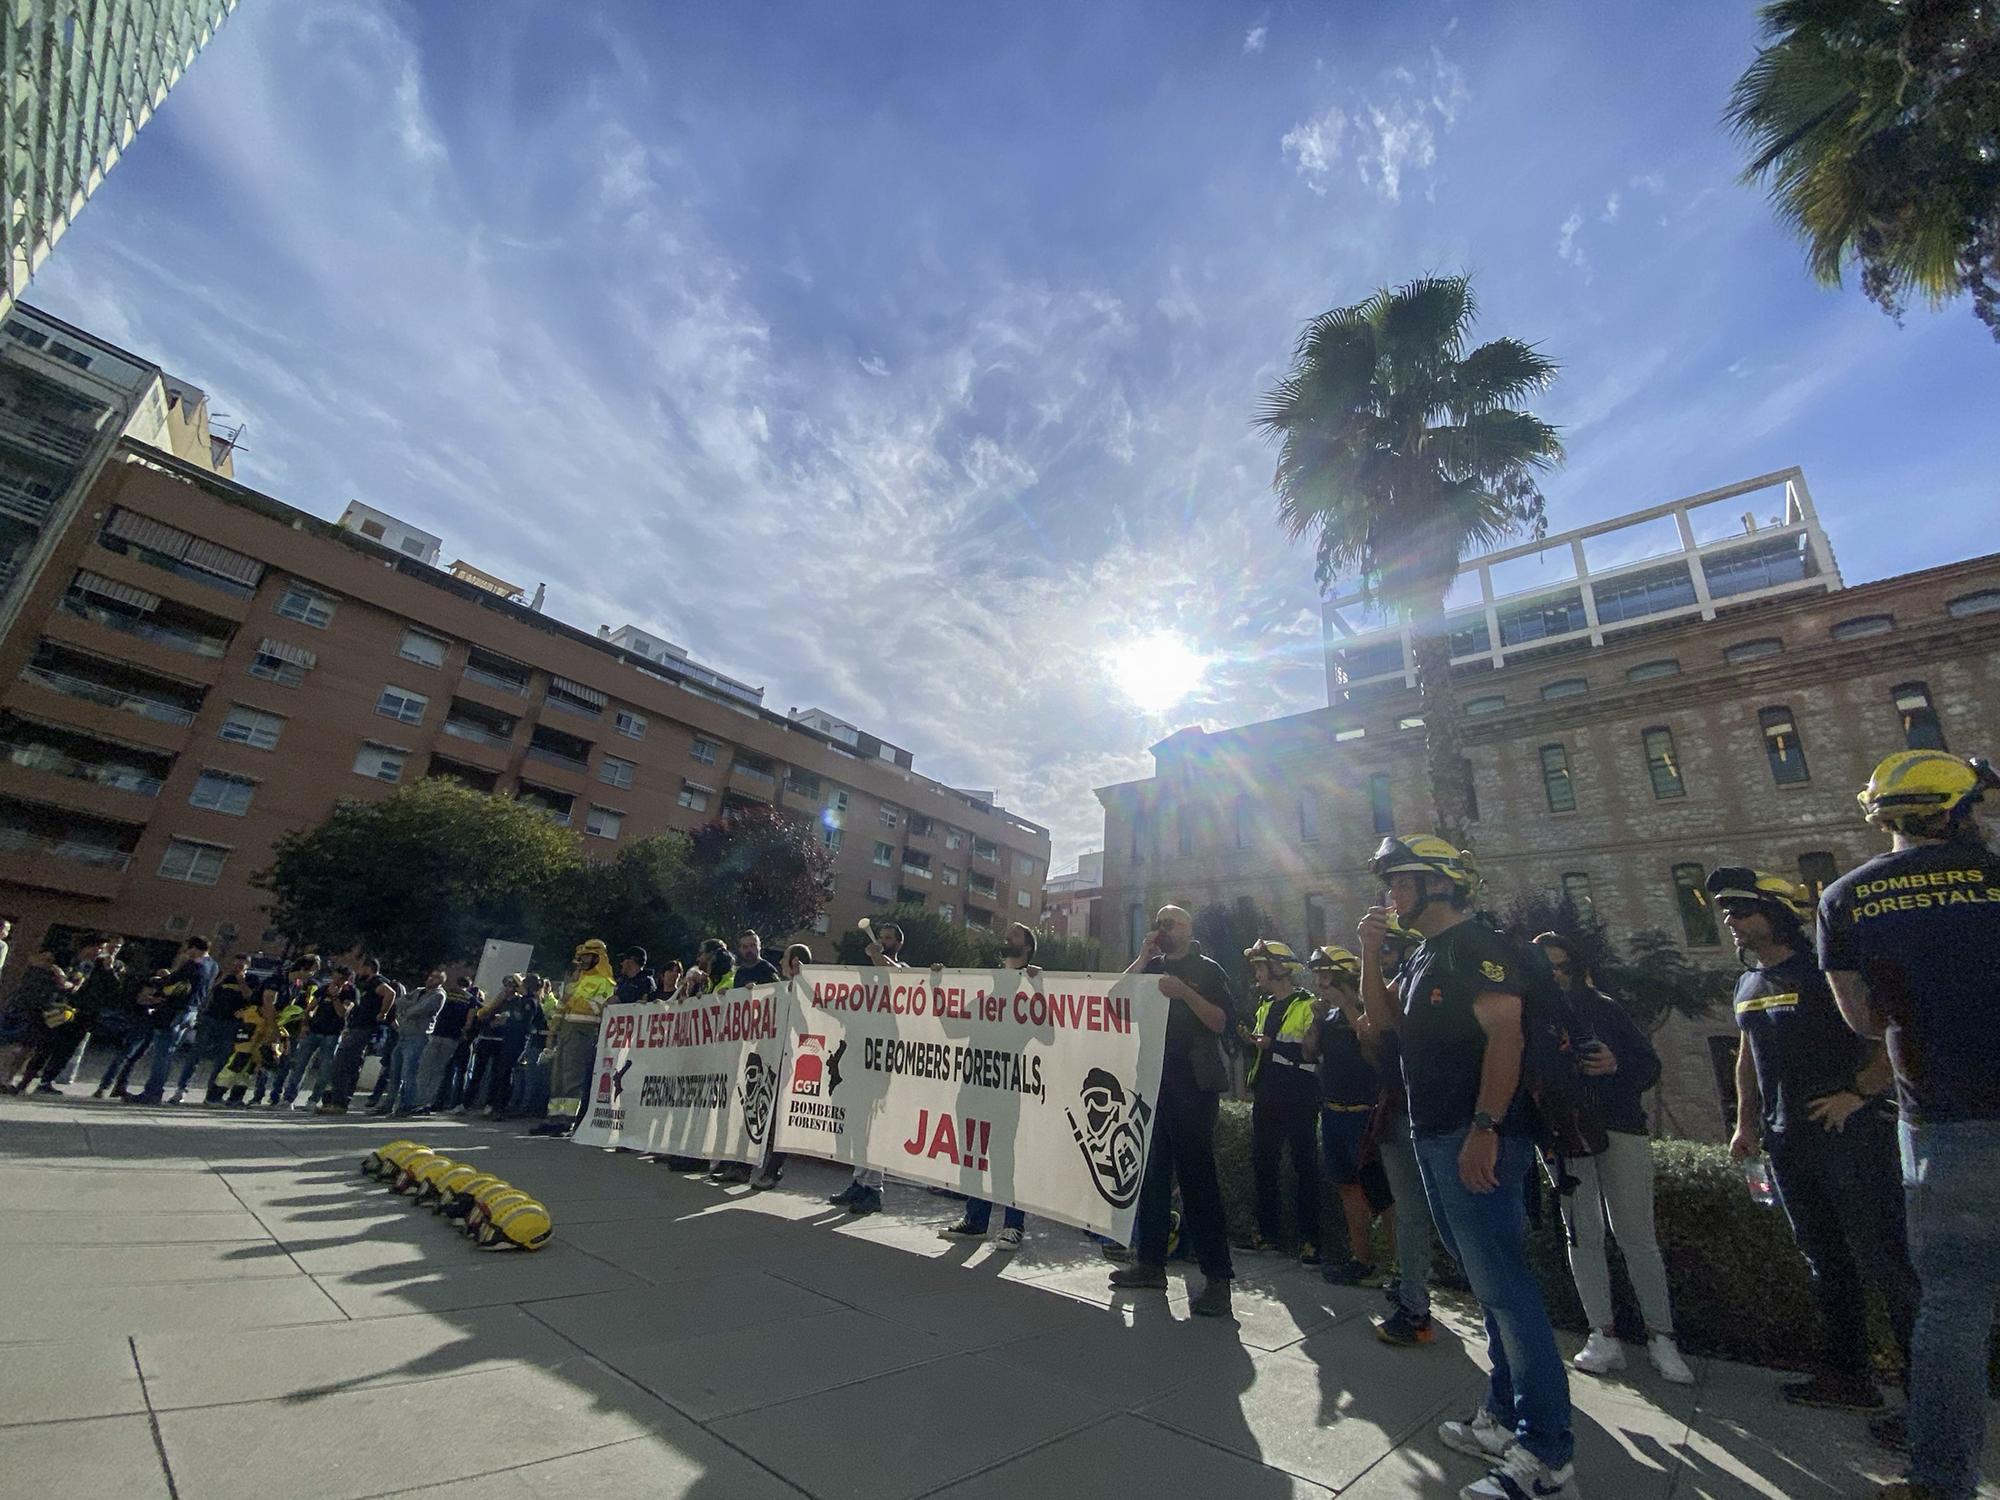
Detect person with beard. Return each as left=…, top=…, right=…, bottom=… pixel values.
left=1529, top=933, right=1693, bottom=1386
left=1719, top=866, right=1916, bottom=1415
left=1361, top=836, right=1576, bottom=1500
left=1820, top=752, right=2000, bottom=1500
left=828, top=920, right=906, bottom=1216
left=1108, top=904, right=1237, bottom=1319
left=939, top=922, right=1041, bottom=1249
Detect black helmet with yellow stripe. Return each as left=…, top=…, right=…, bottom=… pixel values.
left=1704, top=866, right=1814, bottom=933
left=1306, top=945, right=1362, bottom=982
left=1370, top=833, right=1478, bottom=922
left=1857, top=750, right=1996, bottom=834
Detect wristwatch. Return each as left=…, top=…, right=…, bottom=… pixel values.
left=1470, top=1110, right=1498, bottom=1134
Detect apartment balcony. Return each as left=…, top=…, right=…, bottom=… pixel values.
left=86, top=540, right=257, bottom=620
left=0, top=410, right=97, bottom=464
left=8, top=667, right=200, bottom=752
left=728, top=762, right=776, bottom=801
left=900, top=861, right=933, bottom=882
left=523, top=743, right=589, bottom=779
left=454, top=669, right=532, bottom=715
left=0, top=827, right=132, bottom=899
left=41, top=605, right=226, bottom=685
left=438, top=717, right=517, bottom=772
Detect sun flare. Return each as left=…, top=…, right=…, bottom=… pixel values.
left=1102, top=630, right=1212, bottom=714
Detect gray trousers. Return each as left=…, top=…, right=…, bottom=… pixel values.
left=1564, top=1129, right=1676, bottom=1335
left=548, top=1021, right=600, bottom=1116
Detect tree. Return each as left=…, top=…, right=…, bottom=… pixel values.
left=672, top=805, right=836, bottom=943
left=1726, top=0, right=2000, bottom=338
left=1193, top=896, right=1277, bottom=1003
left=257, top=779, right=582, bottom=977
left=1257, top=276, right=1563, bottom=844
left=532, top=834, right=699, bottom=975
left=829, top=903, right=1004, bottom=968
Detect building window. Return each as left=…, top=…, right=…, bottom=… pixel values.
left=358, top=519, right=385, bottom=540
left=1759, top=706, right=1809, bottom=785
left=975, top=838, right=999, bottom=862
left=600, top=755, right=636, bottom=789
left=1798, top=850, right=1840, bottom=899
left=1369, top=773, right=1394, bottom=835
left=1234, top=796, right=1252, bottom=849
left=1561, top=872, right=1593, bottom=910
left=1643, top=726, right=1685, bottom=800
left=941, top=866, right=960, bottom=887
left=1177, top=804, right=1194, bottom=855
left=1893, top=681, right=1947, bottom=750
left=1299, top=791, right=1320, bottom=843
left=678, top=781, right=712, bottom=813
left=219, top=705, right=284, bottom=751
left=1128, top=813, right=1144, bottom=861
left=1127, top=903, right=1145, bottom=957
left=819, top=824, right=842, bottom=850
left=1723, top=637, right=1783, bottom=665
left=614, top=710, right=646, bottom=740
left=1016, top=889, right=1031, bottom=909
left=827, top=789, right=850, bottom=815
left=1830, top=614, right=1894, bottom=641
left=1946, top=589, right=2000, bottom=618
left=189, top=770, right=255, bottom=816
left=1627, top=659, right=1681, bottom=683
left=1540, top=744, right=1577, bottom=813
left=944, top=828, right=963, bottom=850
left=873, top=841, right=894, bottom=866
left=585, top=806, right=622, bottom=840
left=1333, top=725, right=1365, bottom=743
left=399, top=538, right=427, bottom=557
left=398, top=629, right=449, bottom=667
left=247, top=646, right=308, bottom=687
left=690, top=737, right=719, bottom=765
left=1398, top=715, right=1424, bottom=730
left=1304, top=893, right=1327, bottom=947
left=880, top=805, right=899, bottom=827
left=159, top=839, right=228, bottom=886
left=1014, top=853, right=1036, bottom=879
left=1464, top=695, right=1507, bottom=716
left=274, top=582, right=336, bottom=628
left=352, top=743, right=407, bottom=783
left=1673, top=862, right=1720, bottom=946
left=812, top=913, right=829, bottom=934
left=375, top=686, right=428, bottom=726
left=1541, top=677, right=1589, bottom=701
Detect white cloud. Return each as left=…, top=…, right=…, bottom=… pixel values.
left=1358, top=101, right=1435, bottom=204
left=1556, top=208, right=1587, bottom=268
left=1242, top=25, right=1266, bottom=55
left=1630, top=171, right=1666, bottom=195
left=858, top=354, right=890, bottom=377
left=1280, top=105, right=1345, bottom=194
left=1601, top=190, right=1620, bottom=222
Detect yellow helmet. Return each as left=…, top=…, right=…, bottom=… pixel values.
left=432, top=1163, right=482, bottom=1212
left=1242, top=937, right=1300, bottom=971
left=572, top=938, right=613, bottom=976
left=361, top=1139, right=414, bottom=1177
left=375, top=1142, right=424, bottom=1181
left=1307, top=945, right=1362, bottom=981
left=1858, top=751, right=1992, bottom=832
left=460, top=1180, right=520, bottom=1236
left=478, top=1199, right=553, bottom=1252
left=1704, top=867, right=1814, bottom=925
left=440, top=1172, right=500, bottom=1222
left=392, top=1148, right=440, bottom=1196
left=467, top=1188, right=532, bottom=1238
left=413, top=1156, right=459, bottom=1204
left=1370, top=834, right=1478, bottom=897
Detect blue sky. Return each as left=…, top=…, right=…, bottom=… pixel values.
left=32, top=0, right=2000, bottom=871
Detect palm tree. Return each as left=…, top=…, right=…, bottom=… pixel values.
left=1255, top=275, right=1563, bottom=846
left=1725, top=0, right=2000, bottom=337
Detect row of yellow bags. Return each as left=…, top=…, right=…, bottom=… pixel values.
left=359, top=1141, right=552, bottom=1251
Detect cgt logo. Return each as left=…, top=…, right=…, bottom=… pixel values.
left=791, top=1034, right=848, bottom=1098
left=739, top=1051, right=778, bottom=1146
left=1066, top=1067, right=1152, bottom=1209
left=596, top=1059, right=631, bottom=1104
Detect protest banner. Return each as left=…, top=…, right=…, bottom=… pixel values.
left=571, top=983, right=786, bottom=1159
left=774, top=965, right=1169, bottom=1240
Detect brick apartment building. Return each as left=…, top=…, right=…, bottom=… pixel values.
left=0, top=442, right=1049, bottom=973
left=1096, top=470, right=2000, bottom=1137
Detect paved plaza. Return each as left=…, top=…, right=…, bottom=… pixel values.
left=0, top=1093, right=1991, bottom=1500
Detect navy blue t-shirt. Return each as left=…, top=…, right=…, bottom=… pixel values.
left=1398, top=921, right=1528, bottom=1136
left=1819, top=839, right=2000, bottom=1123
left=1732, top=952, right=1878, bottom=1137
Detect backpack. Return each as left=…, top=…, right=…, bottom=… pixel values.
left=1506, top=932, right=1609, bottom=1166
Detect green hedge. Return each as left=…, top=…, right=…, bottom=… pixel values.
left=1213, top=1100, right=1905, bottom=1376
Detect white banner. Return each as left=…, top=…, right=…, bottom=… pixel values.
left=571, top=984, right=786, bottom=1159
left=774, top=966, right=1169, bottom=1240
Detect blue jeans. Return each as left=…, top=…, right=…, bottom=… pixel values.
left=98, top=1029, right=159, bottom=1094
left=283, top=1032, right=340, bottom=1103
left=176, top=1014, right=235, bottom=1095
left=1415, top=1127, right=1573, bottom=1470
left=142, top=1011, right=198, bottom=1099
left=963, top=1198, right=1025, bottom=1233
left=1376, top=1111, right=1435, bottom=1318
left=1902, top=1118, right=2000, bottom=1500
left=387, top=1034, right=428, bottom=1111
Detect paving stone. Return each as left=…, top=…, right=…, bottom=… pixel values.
left=0, top=1337, right=146, bottom=1424
left=927, top=1412, right=1336, bottom=1500
left=0, top=1274, right=343, bottom=1343
left=0, top=1165, right=239, bottom=1211
left=382, top=1429, right=807, bottom=1500
left=0, top=1412, right=170, bottom=1500
left=137, top=1305, right=580, bottom=1410
left=0, top=1209, right=268, bottom=1245
left=24, top=1241, right=304, bottom=1287
left=311, top=1246, right=647, bottom=1320
left=711, top=1350, right=1113, bottom=1500
left=986, top=1296, right=1251, bottom=1408
left=521, top=1270, right=841, bottom=1354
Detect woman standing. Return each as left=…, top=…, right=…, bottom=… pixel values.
left=1530, top=933, right=1694, bottom=1385
left=464, top=974, right=521, bottom=1113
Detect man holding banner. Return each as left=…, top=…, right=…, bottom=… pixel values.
left=826, top=920, right=904, bottom=1217
left=939, top=922, right=1042, bottom=1249
left=1110, top=904, right=1237, bottom=1318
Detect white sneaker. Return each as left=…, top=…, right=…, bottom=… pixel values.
left=1439, top=1407, right=1515, bottom=1462
left=1648, top=1333, right=1694, bottom=1385
left=1460, top=1444, right=1577, bottom=1499
left=1572, top=1330, right=1627, bottom=1375
left=996, top=1227, right=1025, bottom=1250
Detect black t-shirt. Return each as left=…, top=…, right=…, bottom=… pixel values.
left=1144, top=944, right=1235, bottom=1094
left=729, top=959, right=777, bottom=988
left=71, top=959, right=126, bottom=1022
left=1315, top=1006, right=1381, bottom=1108
left=308, top=983, right=352, bottom=1036
left=1819, top=840, right=2000, bottom=1123
left=617, top=970, right=664, bottom=1004
left=1732, top=951, right=1877, bottom=1138
left=1398, top=921, right=1527, bottom=1136
left=209, top=974, right=256, bottom=1026
left=346, top=977, right=392, bottom=1033
left=431, top=996, right=474, bottom=1039
left=141, top=988, right=177, bottom=1031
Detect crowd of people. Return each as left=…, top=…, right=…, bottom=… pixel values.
left=0, top=748, right=1992, bottom=1500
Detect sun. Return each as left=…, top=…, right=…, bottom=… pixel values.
left=1102, top=630, right=1212, bottom=714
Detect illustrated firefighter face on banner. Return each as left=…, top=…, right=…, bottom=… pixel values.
left=1066, top=1066, right=1152, bottom=1209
